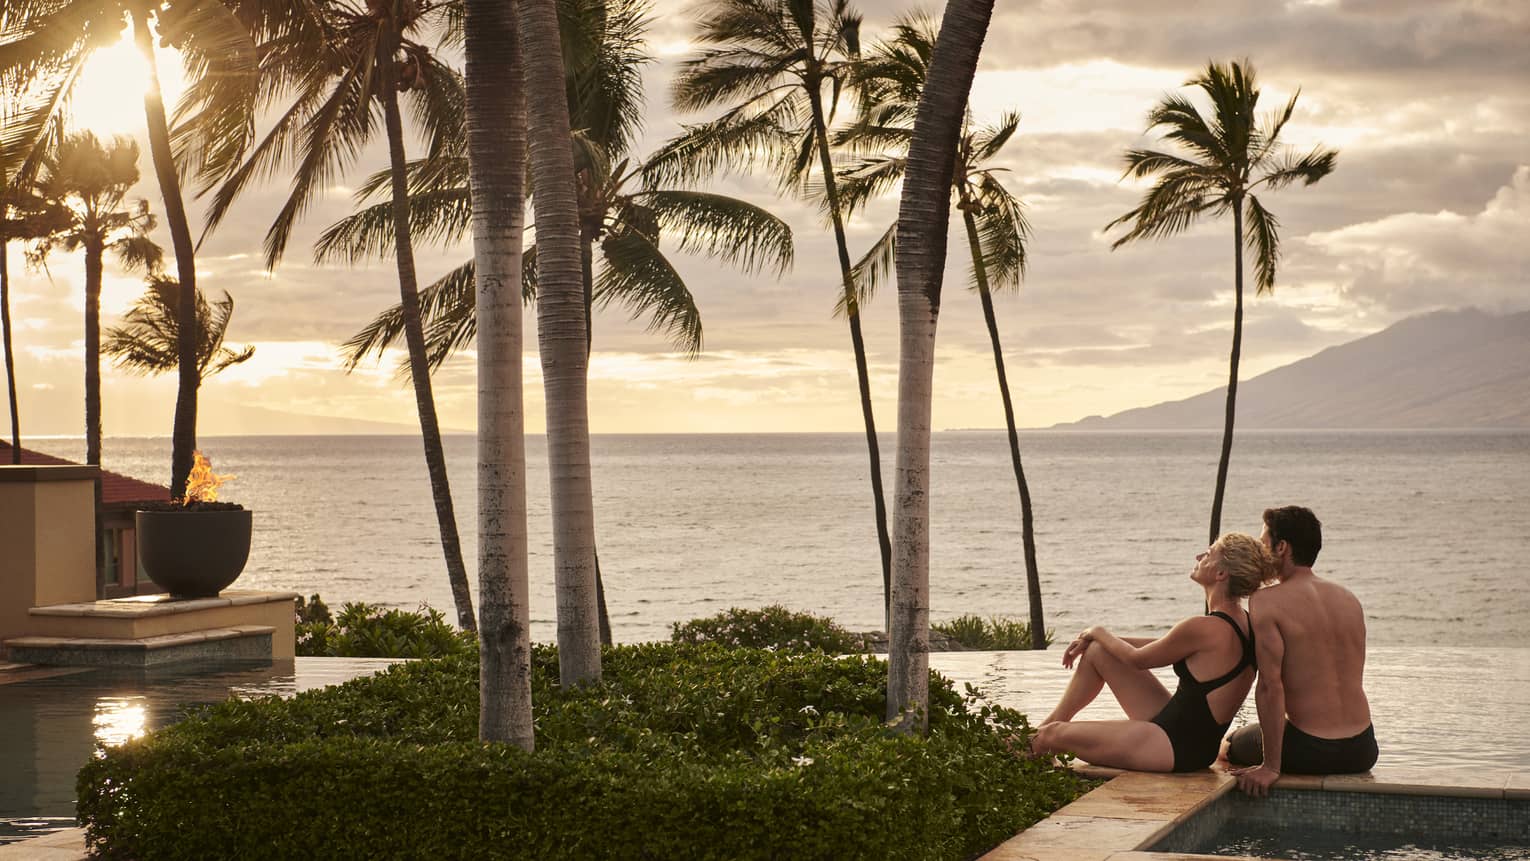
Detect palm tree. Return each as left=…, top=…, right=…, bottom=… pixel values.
left=0, top=0, right=256, bottom=497
left=2, top=173, right=70, bottom=463
left=518, top=0, right=601, bottom=686
left=327, top=154, right=792, bottom=372
left=887, top=0, right=995, bottom=735
left=175, top=0, right=477, bottom=631
left=27, top=132, right=162, bottom=466
left=836, top=15, right=1046, bottom=649
left=1105, top=60, right=1337, bottom=544
left=652, top=0, right=898, bottom=625
left=102, top=275, right=255, bottom=381
left=465, top=0, right=532, bottom=747
left=328, top=0, right=790, bottom=651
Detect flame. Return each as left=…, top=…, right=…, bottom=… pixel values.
left=181, top=451, right=236, bottom=504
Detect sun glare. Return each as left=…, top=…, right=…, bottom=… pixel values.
left=69, top=22, right=188, bottom=137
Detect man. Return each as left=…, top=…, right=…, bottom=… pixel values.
left=1227, top=506, right=1377, bottom=796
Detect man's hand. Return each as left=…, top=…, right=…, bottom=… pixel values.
left=1232, top=765, right=1280, bottom=798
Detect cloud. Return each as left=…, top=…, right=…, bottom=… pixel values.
left=1309, top=165, right=1530, bottom=313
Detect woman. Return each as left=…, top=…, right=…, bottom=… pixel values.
left=1029, top=533, right=1276, bottom=772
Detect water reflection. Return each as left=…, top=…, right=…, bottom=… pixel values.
left=0, top=656, right=399, bottom=843
left=92, top=697, right=149, bottom=749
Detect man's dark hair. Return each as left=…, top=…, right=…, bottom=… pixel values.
left=1263, top=506, right=1322, bottom=566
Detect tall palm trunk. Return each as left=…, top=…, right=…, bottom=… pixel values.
left=1, top=239, right=18, bottom=462
left=888, top=0, right=993, bottom=733
left=133, top=12, right=198, bottom=497
left=806, top=90, right=893, bottom=628
left=579, top=224, right=613, bottom=647
left=1209, top=198, right=1244, bottom=545
left=959, top=202, right=1045, bottom=649
left=520, top=0, right=601, bottom=686
left=84, top=235, right=102, bottom=465
left=469, top=0, right=533, bottom=748
left=378, top=26, right=477, bottom=632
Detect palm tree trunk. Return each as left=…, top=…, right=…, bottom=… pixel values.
left=806, top=89, right=893, bottom=628
left=580, top=225, right=613, bottom=648
left=1, top=239, right=19, bottom=463
left=84, top=236, right=102, bottom=466
left=1209, top=199, right=1245, bottom=546
left=888, top=0, right=994, bottom=733
left=519, top=0, right=602, bottom=686
left=468, top=0, right=533, bottom=748
left=960, top=204, right=1045, bottom=649
left=378, top=30, right=477, bottom=633
left=133, top=13, right=198, bottom=498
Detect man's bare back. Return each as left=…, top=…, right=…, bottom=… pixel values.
left=1250, top=572, right=1371, bottom=737
left=1229, top=506, right=1378, bottom=794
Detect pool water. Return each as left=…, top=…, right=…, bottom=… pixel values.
left=0, top=657, right=398, bottom=845
left=1149, top=789, right=1530, bottom=861
left=1215, top=826, right=1530, bottom=860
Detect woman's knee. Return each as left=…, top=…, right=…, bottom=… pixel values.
left=1033, top=722, right=1067, bottom=753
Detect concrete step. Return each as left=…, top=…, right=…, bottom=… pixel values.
left=4, top=625, right=275, bottom=668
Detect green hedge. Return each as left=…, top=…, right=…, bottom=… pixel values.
left=78, top=645, right=1088, bottom=860
left=295, top=594, right=477, bottom=659
left=670, top=604, right=868, bottom=653
left=933, top=615, right=1053, bottom=650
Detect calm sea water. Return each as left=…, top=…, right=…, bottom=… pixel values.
left=27, top=430, right=1530, bottom=647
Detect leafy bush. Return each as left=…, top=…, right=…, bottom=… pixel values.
left=933, top=615, right=1053, bottom=650
left=670, top=605, right=868, bottom=653
left=295, top=594, right=475, bottom=659
left=78, top=644, right=1088, bottom=860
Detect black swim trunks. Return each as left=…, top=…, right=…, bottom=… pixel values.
left=1225, top=721, right=1378, bottom=774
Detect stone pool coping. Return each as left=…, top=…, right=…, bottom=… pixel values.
left=980, top=763, right=1530, bottom=861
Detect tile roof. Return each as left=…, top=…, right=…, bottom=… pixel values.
left=0, top=441, right=172, bottom=507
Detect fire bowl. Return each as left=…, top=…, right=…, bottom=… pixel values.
left=136, top=508, right=253, bottom=599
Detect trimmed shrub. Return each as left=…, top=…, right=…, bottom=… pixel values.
left=78, top=645, right=1088, bottom=860
left=670, top=605, right=867, bottom=653
left=295, top=594, right=475, bottom=659
left=933, top=615, right=1053, bottom=650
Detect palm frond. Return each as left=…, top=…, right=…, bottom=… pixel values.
left=836, top=218, right=894, bottom=318
left=1144, top=93, right=1230, bottom=169
left=970, top=173, right=1029, bottom=293
left=1256, top=146, right=1337, bottom=192
left=971, top=110, right=1021, bottom=163
left=1119, top=147, right=1214, bottom=182
left=313, top=186, right=470, bottom=263
left=595, top=228, right=702, bottom=355
left=1104, top=168, right=1221, bottom=248
left=634, top=188, right=793, bottom=274
left=833, top=154, right=905, bottom=217
left=641, top=95, right=801, bottom=188
left=1243, top=193, right=1281, bottom=295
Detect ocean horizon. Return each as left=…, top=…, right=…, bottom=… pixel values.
left=25, top=429, right=1530, bottom=649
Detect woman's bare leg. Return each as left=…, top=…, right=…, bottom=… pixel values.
left=1041, top=644, right=1171, bottom=725
left=1031, top=719, right=1176, bottom=772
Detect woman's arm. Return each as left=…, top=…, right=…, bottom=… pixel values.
left=1084, top=618, right=1207, bottom=670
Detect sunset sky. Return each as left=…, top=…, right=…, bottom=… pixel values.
left=8, top=0, right=1528, bottom=436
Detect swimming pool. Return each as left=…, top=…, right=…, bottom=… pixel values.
left=0, top=657, right=398, bottom=845
left=1147, top=787, right=1530, bottom=860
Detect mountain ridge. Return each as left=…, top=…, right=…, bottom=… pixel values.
left=1054, top=308, right=1530, bottom=430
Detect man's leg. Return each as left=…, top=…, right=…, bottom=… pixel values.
left=1042, top=644, right=1170, bottom=725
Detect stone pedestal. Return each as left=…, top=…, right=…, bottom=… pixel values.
left=1, top=465, right=295, bottom=667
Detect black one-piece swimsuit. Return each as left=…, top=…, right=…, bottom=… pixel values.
left=1149, top=610, right=1255, bottom=772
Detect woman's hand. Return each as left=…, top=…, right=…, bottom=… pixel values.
left=1062, top=627, right=1096, bottom=669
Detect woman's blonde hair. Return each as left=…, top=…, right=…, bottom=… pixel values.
left=1213, top=533, right=1278, bottom=598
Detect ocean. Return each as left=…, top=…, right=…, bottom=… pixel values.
left=26, top=430, right=1530, bottom=648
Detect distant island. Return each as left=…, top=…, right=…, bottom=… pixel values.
left=1053, top=307, right=1530, bottom=430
